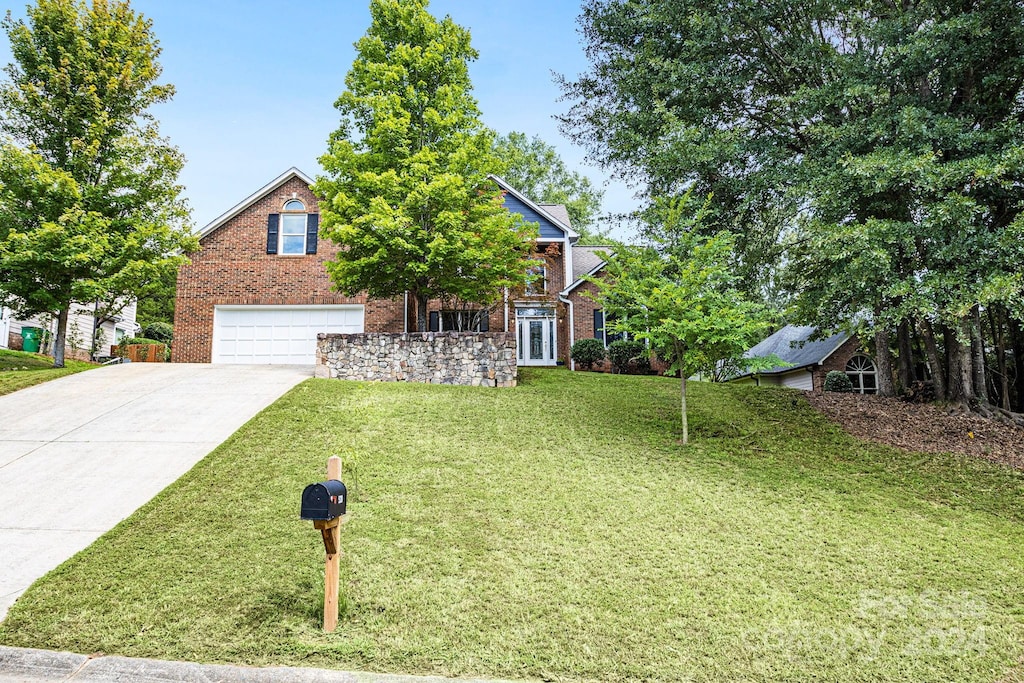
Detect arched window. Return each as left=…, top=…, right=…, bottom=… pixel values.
left=279, top=199, right=308, bottom=254
left=845, top=355, right=878, bottom=394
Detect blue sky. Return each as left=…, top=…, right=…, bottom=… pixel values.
left=1, top=1, right=636, bottom=234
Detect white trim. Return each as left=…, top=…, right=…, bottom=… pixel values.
left=488, top=174, right=580, bottom=240
left=278, top=211, right=309, bottom=255
left=817, top=335, right=854, bottom=366
left=559, top=294, right=575, bottom=371
left=199, top=167, right=316, bottom=239
left=0, top=307, right=9, bottom=349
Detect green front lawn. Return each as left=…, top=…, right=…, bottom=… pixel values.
left=0, top=349, right=96, bottom=395
left=2, top=370, right=1022, bottom=682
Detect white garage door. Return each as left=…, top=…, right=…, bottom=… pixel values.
left=212, top=305, right=364, bottom=364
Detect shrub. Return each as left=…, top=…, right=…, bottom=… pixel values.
left=142, top=321, right=174, bottom=344
left=824, top=370, right=854, bottom=393
left=608, top=339, right=650, bottom=374
left=122, top=337, right=165, bottom=346
left=571, top=338, right=606, bottom=370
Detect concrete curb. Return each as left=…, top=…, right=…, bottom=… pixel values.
left=0, top=646, right=523, bottom=683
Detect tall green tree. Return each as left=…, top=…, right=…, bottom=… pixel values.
left=592, top=196, right=779, bottom=444
left=562, top=0, right=1024, bottom=408
left=493, top=131, right=605, bottom=240
left=315, top=0, right=536, bottom=332
left=0, top=0, right=196, bottom=367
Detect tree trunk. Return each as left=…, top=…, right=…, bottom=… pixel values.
left=676, top=340, right=688, bottom=445
left=988, top=306, right=1010, bottom=411
left=897, top=318, right=914, bottom=393
left=53, top=308, right=68, bottom=369
left=945, top=322, right=975, bottom=403
left=415, top=293, right=428, bottom=333
left=969, top=305, right=988, bottom=404
left=1011, top=316, right=1024, bottom=412
left=680, top=373, right=688, bottom=446
left=945, top=325, right=966, bottom=403
left=919, top=318, right=946, bottom=400
left=873, top=326, right=895, bottom=397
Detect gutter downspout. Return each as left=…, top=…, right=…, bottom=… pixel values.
left=559, top=293, right=575, bottom=371
left=403, top=291, right=408, bottom=333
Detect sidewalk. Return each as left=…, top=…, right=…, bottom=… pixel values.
left=0, top=646, right=522, bottom=683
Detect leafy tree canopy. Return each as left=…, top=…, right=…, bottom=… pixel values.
left=0, top=0, right=196, bottom=366
left=493, top=131, right=606, bottom=242
left=315, top=0, right=536, bottom=331
left=561, top=0, right=1024, bottom=403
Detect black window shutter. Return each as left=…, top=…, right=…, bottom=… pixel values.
left=266, top=214, right=279, bottom=254
left=479, top=312, right=489, bottom=332
left=428, top=311, right=440, bottom=332
left=306, top=213, right=319, bottom=254
left=594, top=309, right=604, bottom=340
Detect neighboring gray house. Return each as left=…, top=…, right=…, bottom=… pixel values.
left=730, top=324, right=878, bottom=393
left=1, top=302, right=139, bottom=361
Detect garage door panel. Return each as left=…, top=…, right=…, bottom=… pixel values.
left=213, top=305, right=364, bottom=364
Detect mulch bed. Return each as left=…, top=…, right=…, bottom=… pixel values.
left=804, top=391, right=1024, bottom=471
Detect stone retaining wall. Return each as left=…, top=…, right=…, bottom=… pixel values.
left=315, top=332, right=517, bottom=387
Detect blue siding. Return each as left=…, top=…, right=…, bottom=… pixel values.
left=502, top=194, right=566, bottom=240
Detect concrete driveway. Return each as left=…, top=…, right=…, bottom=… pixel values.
left=0, top=362, right=311, bottom=620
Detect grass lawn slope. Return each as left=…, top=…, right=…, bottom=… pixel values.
left=0, top=349, right=95, bottom=396
left=2, top=369, right=1022, bottom=682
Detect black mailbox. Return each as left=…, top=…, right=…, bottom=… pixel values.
left=300, top=479, right=347, bottom=520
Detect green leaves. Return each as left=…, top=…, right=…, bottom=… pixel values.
left=316, top=0, right=536, bottom=328
left=0, top=0, right=196, bottom=366
left=591, top=194, right=779, bottom=441
left=493, top=131, right=605, bottom=238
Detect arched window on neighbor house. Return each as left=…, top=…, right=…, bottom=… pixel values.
left=845, top=355, right=878, bottom=394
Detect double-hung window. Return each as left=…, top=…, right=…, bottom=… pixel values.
left=267, top=199, right=318, bottom=256
left=279, top=200, right=308, bottom=255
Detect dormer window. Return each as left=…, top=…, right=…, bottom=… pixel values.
left=266, top=199, right=319, bottom=256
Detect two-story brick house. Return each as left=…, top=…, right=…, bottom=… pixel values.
left=172, top=168, right=615, bottom=368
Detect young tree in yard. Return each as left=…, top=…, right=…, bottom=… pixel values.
left=315, top=0, right=536, bottom=331
left=493, top=131, right=605, bottom=241
left=0, top=0, right=196, bottom=368
left=592, top=196, right=780, bottom=445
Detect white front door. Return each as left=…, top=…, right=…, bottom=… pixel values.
left=0, top=308, right=8, bottom=349
left=516, top=307, right=557, bottom=366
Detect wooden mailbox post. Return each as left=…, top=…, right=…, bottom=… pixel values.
left=300, top=455, right=347, bottom=632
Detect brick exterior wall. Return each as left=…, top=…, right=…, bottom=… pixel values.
left=812, top=336, right=868, bottom=391
left=174, top=172, right=586, bottom=368
left=173, top=176, right=405, bottom=362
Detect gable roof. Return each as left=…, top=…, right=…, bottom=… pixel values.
left=538, top=203, right=572, bottom=228
left=199, top=167, right=315, bottom=239
left=561, top=244, right=614, bottom=295
left=734, top=324, right=851, bottom=378
left=489, top=174, right=579, bottom=241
